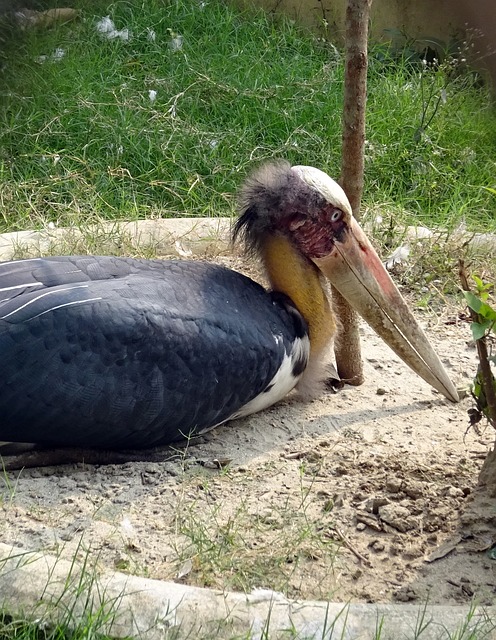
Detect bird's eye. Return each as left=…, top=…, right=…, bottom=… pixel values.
left=330, top=209, right=342, bottom=222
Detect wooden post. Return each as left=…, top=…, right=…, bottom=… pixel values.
left=333, top=0, right=373, bottom=385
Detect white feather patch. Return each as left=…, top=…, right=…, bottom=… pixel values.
left=230, top=335, right=310, bottom=420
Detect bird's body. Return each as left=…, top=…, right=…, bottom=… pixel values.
left=0, top=256, right=308, bottom=448
left=0, top=162, right=458, bottom=454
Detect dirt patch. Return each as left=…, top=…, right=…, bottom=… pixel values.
left=1, top=256, right=495, bottom=606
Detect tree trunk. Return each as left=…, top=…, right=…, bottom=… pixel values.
left=333, top=0, right=372, bottom=385
left=478, top=447, right=496, bottom=497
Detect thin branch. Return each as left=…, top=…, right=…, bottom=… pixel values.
left=333, top=0, right=372, bottom=385
left=459, top=259, right=496, bottom=432
left=330, top=526, right=372, bottom=567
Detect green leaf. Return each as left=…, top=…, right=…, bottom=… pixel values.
left=472, top=275, right=492, bottom=299
left=472, top=275, right=484, bottom=288
left=464, top=290, right=482, bottom=312
left=479, top=303, right=496, bottom=322
left=463, top=291, right=496, bottom=322
left=470, top=320, right=492, bottom=341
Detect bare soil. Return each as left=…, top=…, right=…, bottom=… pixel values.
left=1, top=256, right=495, bottom=606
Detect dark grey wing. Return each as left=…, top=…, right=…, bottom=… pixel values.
left=0, top=257, right=305, bottom=449
left=0, top=255, right=168, bottom=300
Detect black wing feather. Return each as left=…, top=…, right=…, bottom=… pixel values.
left=0, top=256, right=303, bottom=448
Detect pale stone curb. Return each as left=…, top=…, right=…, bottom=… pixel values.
left=1, top=218, right=495, bottom=263
left=0, top=544, right=494, bottom=639
left=0, top=218, right=234, bottom=261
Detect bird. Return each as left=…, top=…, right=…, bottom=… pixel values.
left=0, top=161, right=458, bottom=451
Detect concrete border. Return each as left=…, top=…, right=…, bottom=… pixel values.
left=0, top=218, right=234, bottom=261
left=1, top=220, right=496, bottom=639
left=1, top=218, right=495, bottom=264
left=0, top=544, right=494, bottom=640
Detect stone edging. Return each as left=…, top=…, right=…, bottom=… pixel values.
left=0, top=218, right=234, bottom=261
left=1, top=218, right=495, bottom=264
left=0, top=544, right=494, bottom=639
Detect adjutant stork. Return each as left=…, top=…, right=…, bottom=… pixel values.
left=0, top=162, right=458, bottom=450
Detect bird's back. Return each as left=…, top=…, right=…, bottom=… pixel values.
left=0, top=256, right=308, bottom=448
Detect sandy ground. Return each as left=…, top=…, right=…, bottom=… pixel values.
left=0, top=256, right=495, bottom=607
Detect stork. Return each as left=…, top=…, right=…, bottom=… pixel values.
left=0, top=162, right=458, bottom=451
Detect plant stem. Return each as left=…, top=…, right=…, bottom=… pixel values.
left=459, top=259, right=496, bottom=434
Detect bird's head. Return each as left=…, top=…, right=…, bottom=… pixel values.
left=235, top=160, right=458, bottom=403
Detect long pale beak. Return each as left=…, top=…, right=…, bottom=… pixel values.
left=313, top=219, right=459, bottom=402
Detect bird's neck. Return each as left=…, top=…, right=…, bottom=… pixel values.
left=261, top=235, right=336, bottom=359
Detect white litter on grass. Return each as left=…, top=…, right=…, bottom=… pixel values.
left=35, top=48, right=65, bottom=64
left=146, top=28, right=156, bottom=42
left=109, top=26, right=129, bottom=41
left=109, top=143, right=124, bottom=155
left=96, top=16, right=130, bottom=41
left=384, top=245, right=410, bottom=270
left=174, top=240, right=193, bottom=257
left=169, top=34, right=183, bottom=51
left=52, top=48, right=65, bottom=61
left=383, top=227, right=434, bottom=270
left=96, top=16, right=115, bottom=34
left=148, top=89, right=157, bottom=103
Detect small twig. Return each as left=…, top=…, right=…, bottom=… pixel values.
left=329, top=526, right=372, bottom=567
left=423, top=91, right=444, bottom=131
left=447, top=578, right=461, bottom=588
left=459, top=259, right=496, bottom=431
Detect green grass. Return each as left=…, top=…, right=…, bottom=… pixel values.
left=0, top=0, right=495, bottom=235
left=0, top=0, right=343, bottom=230
left=0, top=544, right=126, bottom=640
left=169, top=462, right=341, bottom=598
